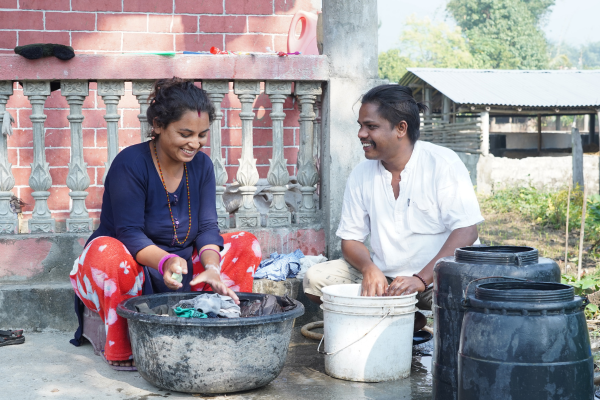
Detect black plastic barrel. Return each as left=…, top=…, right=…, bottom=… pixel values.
left=432, top=246, right=560, bottom=400
left=458, top=281, right=593, bottom=399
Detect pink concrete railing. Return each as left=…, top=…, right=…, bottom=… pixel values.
left=0, top=54, right=329, bottom=234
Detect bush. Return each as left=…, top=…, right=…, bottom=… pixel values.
left=481, top=185, right=600, bottom=252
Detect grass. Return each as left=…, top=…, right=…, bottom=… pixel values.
left=478, top=186, right=600, bottom=325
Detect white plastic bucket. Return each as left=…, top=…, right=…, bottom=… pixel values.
left=320, top=284, right=417, bottom=382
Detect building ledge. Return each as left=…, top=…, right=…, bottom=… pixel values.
left=0, top=54, right=330, bottom=81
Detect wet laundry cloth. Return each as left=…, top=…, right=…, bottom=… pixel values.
left=239, top=294, right=297, bottom=317
left=135, top=303, right=175, bottom=316
left=254, top=250, right=304, bottom=281
left=173, top=293, right=240, bottom=318
left=174, top=307, right=207, bottom=319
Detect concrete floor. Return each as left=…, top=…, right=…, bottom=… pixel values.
left=0, top=327, right=433, bottom=400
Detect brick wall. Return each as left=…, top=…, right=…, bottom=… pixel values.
left=0, top=0, right=318, bottom=54
left=1, top=0, right=319, bottom=231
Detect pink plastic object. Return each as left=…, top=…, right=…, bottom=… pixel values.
left=287, top=11, right=319, bottom=55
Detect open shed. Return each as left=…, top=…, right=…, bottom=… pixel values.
left=399, top=68, right=600, bottom=158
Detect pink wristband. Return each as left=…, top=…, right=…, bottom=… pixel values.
left=158, top=254, right=178, bottom=275
left=198, top=248, right=222, bottom=265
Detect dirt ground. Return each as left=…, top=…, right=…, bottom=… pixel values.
left=478, top=208, right=599, bottom=275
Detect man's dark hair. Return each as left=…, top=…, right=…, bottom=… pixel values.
left=146, top=77, right=215, bottom=138
left=361, top=84, right=428, bottom=144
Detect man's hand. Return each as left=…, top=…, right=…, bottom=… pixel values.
left=190, top=267, right=240, bottom=304
left=386, top=275, right=425, bottom=297
left=162, top=256, right=188, bottom=290
left=361, top=265, right=389, bottom=297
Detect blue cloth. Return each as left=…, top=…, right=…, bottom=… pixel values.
left=254, top=250, right=304, bottom=281
left=86, top=142, right=224, bottom=293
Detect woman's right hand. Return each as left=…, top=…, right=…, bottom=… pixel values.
left=162, top=256, right=188, bottom=290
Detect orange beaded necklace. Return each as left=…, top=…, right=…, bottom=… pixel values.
left=153, top=141, right=192, bottom=246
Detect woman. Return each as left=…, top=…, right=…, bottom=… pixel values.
left=70, top=78, right=262, bottom=369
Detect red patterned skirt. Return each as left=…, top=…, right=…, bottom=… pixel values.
left=70, top=231, right=261, bottom=361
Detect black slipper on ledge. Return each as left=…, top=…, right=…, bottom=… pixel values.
left=0, top=330, right=25, bottom=347
left=14, top=43, right=75, bottom=60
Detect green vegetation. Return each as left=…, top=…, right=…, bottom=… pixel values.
left=481, top=185, right=600, bottom=319
left=446, top=0, right=553, bottom=69
left=378, top=15, right=476, bottom=82
left=562, top=273, right=599, bottom=318
left=548, top=41, right=600, bottom=70
left=377, top=0, right=600, bottom=81
left=481, top=185, right=600, bottom=251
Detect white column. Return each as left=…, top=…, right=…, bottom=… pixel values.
left=265, top=81, right=292, bottom=227
left=295, top=81, right=322, bottom=224
left=24, top=81, right=54, bottom=233
left=132, top=81, right=153, bottom=142
left=480, top=111, right=490, bottom=156
left=203, top=80, right=230, bottom=229
left=62, top=80, right=92, bottom=233
left=233, top=81, right=261, bottom=228
left=0, top=81, right=17, bottom=234
left=98, top=81, right=124, bottom=184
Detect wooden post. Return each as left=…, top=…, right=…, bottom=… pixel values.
left=578, top=188, right=587, bottom=279
left=564, top=185, right=571, bottom=271
left=480, top=111, right=490, bottom=156
left=572, top=121, right=584, bottom=189
left=537, top=114, right=542, bottom=154
left=442, top=95, right=450, bottom=122
left=589, top=113, right=596, bottom=145
left=598, top=110, right=600, bottom=194
left=424, top=87, right=431, bottom=126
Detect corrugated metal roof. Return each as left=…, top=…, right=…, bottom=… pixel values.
left=399, top=68, right=600, bottom=108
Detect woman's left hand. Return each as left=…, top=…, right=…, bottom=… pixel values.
left=190, top=267, right=240, bottom=304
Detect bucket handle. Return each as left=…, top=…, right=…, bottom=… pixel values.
left=462, top=276, right=530, bottom=307
left=317, top=310, right=391, bottom=356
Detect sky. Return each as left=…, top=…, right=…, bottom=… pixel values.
left=378, top=0, right=600, bottom=53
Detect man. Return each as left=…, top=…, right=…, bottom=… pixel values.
left=303, top=84, right=483, bottom=331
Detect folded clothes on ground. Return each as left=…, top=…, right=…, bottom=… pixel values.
left=173, top=293, right=241, bottom=318
left=254, top=249, right=304, bottom=281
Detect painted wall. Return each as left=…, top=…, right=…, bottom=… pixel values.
left=477, top=154, right=599, bottom=194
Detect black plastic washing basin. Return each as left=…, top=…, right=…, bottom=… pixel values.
left=117, top=292, right=304, bottom=394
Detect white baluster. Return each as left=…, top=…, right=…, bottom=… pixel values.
left=265, top=81, right=292, bottom=227
left=295, top=82, right=322, bottom=225
left=62, top=80, right=92, bottom=233
left=98, top=81, right=124, bottom=184
left=132, top=80, right=153, bottom=142
left=24, top=81, right=54, bottom=233
left=233, top=81, right=261, bottom=228
left=203, top=80, right=230, bottom=229
left=313, top=94, right=322, bottom=176
left=0, top=81, right=17, bottom=234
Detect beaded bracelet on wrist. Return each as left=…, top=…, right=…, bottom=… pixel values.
left=413, top=273, right=428, bottom=290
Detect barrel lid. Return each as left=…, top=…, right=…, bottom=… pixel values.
left=455, top=246, right=538, bottom=265
left=475, top=281, right=574, bottom=303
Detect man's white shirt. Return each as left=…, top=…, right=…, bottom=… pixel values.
left=336, top=140, right=484, bottom=278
